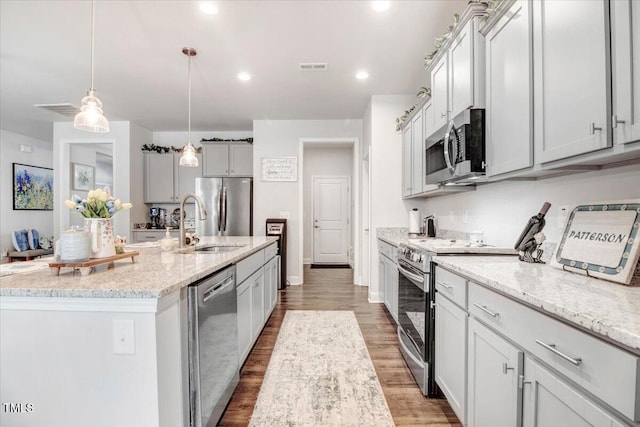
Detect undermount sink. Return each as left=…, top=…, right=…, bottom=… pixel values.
left=193, top=245, right=247, bottom=253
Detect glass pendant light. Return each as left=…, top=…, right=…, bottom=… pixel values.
left=179, top=47, right=199, bottom=167
left=74, top=0, right=110, bottom=133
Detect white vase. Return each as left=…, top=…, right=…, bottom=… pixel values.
left=84, top=218, right=116, bottom=259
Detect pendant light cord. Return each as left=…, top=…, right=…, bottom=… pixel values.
left=90, top=0, right=95, bottom=91
left=187, top=54, right=192, bottom=144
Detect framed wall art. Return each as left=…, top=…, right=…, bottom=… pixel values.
left=72, top=163, right=94, bottom=191
left=13, top=163, right=54, bottom=211
left=261, top=157, right=298, bottom=182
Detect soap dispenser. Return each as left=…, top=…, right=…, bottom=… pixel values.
left=160, top=227, right=176, bottom=252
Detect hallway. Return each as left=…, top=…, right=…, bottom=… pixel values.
left=220, top=266, right=461, bottom=426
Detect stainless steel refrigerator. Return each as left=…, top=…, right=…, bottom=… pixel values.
left=195, top=177, right=253, bottom=236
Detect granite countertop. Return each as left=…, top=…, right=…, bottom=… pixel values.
left=0, top=236, right=277, bottom=299
left=434, top=255, right=640, bottom=354
left=377, top=228, right=409, bottom=247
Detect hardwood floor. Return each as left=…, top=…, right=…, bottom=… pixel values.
left=220, top=266, right=462, bottom=426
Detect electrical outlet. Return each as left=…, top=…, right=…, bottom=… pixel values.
left=558, top=205, right=570, bottom=230
left=112, top=319, right=135, bottom=355
left=463, top=210, right=469, bottom=224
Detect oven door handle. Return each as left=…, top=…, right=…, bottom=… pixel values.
left=443, top=120, right=457, bottom=175
left=398, top=328, right=424, bottom=366
left=398, top=264, right=425, bottom=284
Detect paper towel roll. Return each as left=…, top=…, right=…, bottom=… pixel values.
left=409, top=208, right=421, bottom=234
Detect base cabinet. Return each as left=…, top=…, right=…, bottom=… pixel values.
left=467, top=317, right=523, bottom=427
left=236, top=243, right=279, bottom=366
left=263, top=255, right=278, bottom=320
left=522, top=356, right=626, bottom=427
left=435, top=293, right=468, bottom=425
left=237, top=278, right=253, bottom=364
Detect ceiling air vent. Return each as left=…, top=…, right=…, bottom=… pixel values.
left=299, top=63, right=328, bottom=72
left=34, top=103, right=81, bottom=117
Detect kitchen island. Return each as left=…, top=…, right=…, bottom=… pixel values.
left=0, top=236, right=277, bottom=427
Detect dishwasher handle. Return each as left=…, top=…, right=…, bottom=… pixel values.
left=202, top=276, right=235, bottom=303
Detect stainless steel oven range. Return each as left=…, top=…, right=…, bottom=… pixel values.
left=397, top=243, right=436, bottom=396
left=397, top=238, right=517, bottom=397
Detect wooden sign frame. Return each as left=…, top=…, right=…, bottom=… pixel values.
left=261, top=157, right=298, bottom=182
left=550, top=200, right=640, bottom=285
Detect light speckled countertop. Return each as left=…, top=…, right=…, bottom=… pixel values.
left=0, top=236, right=277, bottom=299
left=434, top=255, right=640, bottom=354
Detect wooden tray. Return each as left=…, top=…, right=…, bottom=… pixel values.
left=49, top=251, right=139, bottom=277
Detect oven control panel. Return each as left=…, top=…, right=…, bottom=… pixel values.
left=399, top=245, right=429, bottom=270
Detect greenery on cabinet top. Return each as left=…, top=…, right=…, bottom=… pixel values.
left=141, top=138, right=253, bottom=154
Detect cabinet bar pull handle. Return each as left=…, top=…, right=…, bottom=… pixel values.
left=589, top=122, right=603, bottom=134
left=535, top=339, right=582, bottom=366
left=518, top=375, right=531, bottom=389
left=612, top=115, right=626, bottom=128
left=437, top=281, right=453, bottom=290
left=502, top=363, right=514, bottom=374
left=473, top=303, right=499, bottom=317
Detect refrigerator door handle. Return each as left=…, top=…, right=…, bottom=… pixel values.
left=217, top=188, right=223, bottom=232
left=222, top=187, right=228, bottom=232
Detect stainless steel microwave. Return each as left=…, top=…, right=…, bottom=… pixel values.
left=425, top=109, right=486, bottom=185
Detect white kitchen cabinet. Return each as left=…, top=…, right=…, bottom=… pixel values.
left=533, top=0, right=611, bottom=163
left=449, top=19, right=475, bottom=120
left=612, top=0, right=640, bottom=146
left=411, top=109, right=424, bottom=195
left=522, top=356, right=627, bottom=427
left=485, top=0, right=533, bottom=177
left=250, top=268, right=265, bottom=341
left=132, top=229, right=178, bottom=243
left=428, top=9, right=485, bottom=138
left=202, top=143, right=253, bottom=177
left=435, top=292, right=467, bottom=425
left=431, top=54, right=449, bottom=132
left=174, top=152, right=202, bottom=201
left=237, top=276, right=253, bottom=365
left=144, top=153, right=202, bottom=203
left=467, top=317, right=523, bottom=427
left=423, top=100, right=434, bottom=142
left=402, top=124, right=413, bottom=197
left=144, top=153, right=175, bottom=203
left=263, top=255, right=278, bottom=320
left=378, top=240, right=398, bottom=321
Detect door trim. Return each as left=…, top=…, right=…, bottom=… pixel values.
left=298, top=138, right=360, bottom=286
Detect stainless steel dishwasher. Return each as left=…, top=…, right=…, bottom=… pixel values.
left=187, top=265, right=239, bottom=427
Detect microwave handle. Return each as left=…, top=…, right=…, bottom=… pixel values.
left=443, top=120, right=457, bottom=175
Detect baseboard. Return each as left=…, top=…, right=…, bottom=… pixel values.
left=288, top=276, right=302, bottom=285
left=303, top=258, right=311, bottom=265
left=368, top=292, right=384, bottom=304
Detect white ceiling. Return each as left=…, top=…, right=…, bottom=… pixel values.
left=0, top=0, right=466, bottom=142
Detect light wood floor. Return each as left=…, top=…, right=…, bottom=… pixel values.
left=219, top=266, right=462, bottom=426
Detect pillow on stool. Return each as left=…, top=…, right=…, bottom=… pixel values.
left=11, top=229, right=29, bottom=252
left=28, top=229, right=40, bottom=250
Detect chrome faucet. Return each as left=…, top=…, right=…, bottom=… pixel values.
left=180, top=193, right=207, bottom=248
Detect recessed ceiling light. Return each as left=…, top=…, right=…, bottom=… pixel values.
left=371, top=1, right=391, bottom=12
left=199, top=2, right=218, bottom=15
left=238, top=72, right=251, bottom=81
left=356, top=71, right=369, bottom=80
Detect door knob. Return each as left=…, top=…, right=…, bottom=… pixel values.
left=314, top=226, right=319, bottom=229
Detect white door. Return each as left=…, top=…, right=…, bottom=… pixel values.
left=312, top=177, right=350, bottom=264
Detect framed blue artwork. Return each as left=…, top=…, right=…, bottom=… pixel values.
left=13, top=163, right=54, bottom=210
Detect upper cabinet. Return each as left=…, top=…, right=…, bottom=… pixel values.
left=485, top=0, right=533, bottom=177
left=428, top=6, right=486, bottom=138
left=402, top=123, right=413, bottom=197
left=612, top=0, right=640, bottom=146
left=144, top=153, right=202, bottom=203
left=533, top=0, right=611, bottom=163
left=202, top=142, right=253, bottom=177
left=411, top=109, right=424, bottom=195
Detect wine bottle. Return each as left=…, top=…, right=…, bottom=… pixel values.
left=514, top=202, right=551, bottom=251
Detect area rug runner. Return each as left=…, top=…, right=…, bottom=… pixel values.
left=249, top=310, right=395, bottom=426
